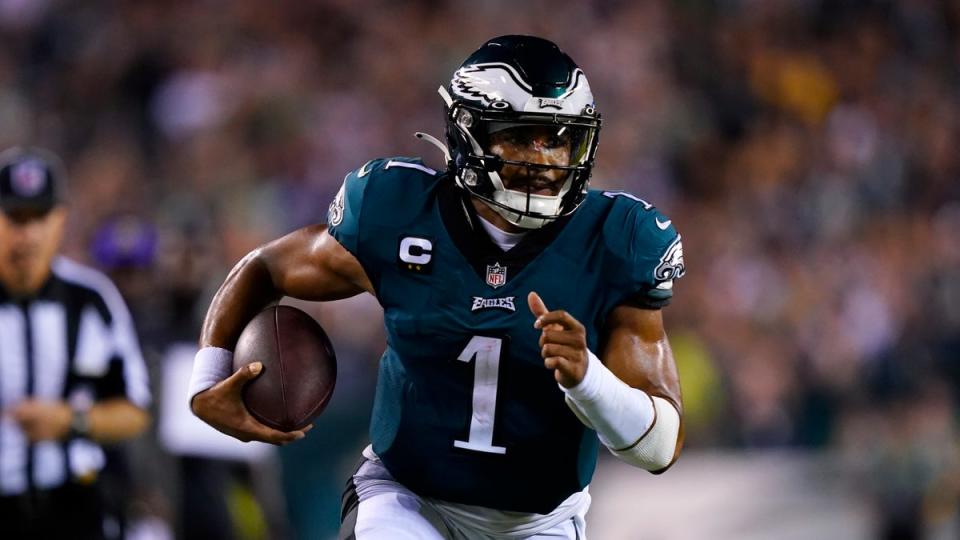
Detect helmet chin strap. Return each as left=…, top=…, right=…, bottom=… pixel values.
left=488, top=200, right=552, bottom=229
left=491, top=188, right=562, bottom=229
left=487, top=168, right=575, bottom=229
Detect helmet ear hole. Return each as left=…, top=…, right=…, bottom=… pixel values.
left=491, top=101, right=510, bottom=110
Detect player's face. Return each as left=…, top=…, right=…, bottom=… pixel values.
left=0, top=206, right=66, bottom=296
left=488, top=125, right=572, bottom=196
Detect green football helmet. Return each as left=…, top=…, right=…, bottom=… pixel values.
left=425, top=35, right=602, bottom=229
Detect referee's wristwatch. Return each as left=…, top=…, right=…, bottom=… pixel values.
left=68, top=408, right=90, bottom=439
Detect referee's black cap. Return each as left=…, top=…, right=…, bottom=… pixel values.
left=0, top=147, right=67, bottom=214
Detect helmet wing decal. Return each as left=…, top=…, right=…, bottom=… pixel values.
left=557, top=69, right=587, bottom=100
left=452, top=62, right=533, bottom=107
left=452, top=62, right=593, bottom=115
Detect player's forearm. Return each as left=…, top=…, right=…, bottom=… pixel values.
left=627, top=337, right=685, bottom=470
left=87, top=398, right=150, bottom=443
left=200, top=249, right=282, bottom=350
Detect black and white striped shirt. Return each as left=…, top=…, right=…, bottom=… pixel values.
left=0, top=256, right=150, bottom=496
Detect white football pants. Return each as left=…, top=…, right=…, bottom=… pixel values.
left=339, top=447, right=588, bottom=540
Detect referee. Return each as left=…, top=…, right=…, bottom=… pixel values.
left=0, top=147, right=151, bottom=539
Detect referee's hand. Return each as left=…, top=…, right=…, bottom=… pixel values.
left=11, top=399, right=71, bottom=442
left=191, top=362, right=311, bottom=445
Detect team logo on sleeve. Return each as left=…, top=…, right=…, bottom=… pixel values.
left=328, top=183, right=345, bottom=226
left=485, top=263, right=507, bottom=288
left=654, top=236, right=685, bottom=281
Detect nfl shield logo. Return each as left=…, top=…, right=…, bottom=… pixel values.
left=485, top=263, right=507, bottom=288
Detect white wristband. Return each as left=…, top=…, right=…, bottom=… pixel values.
left=188, top=347, right=234, bottom=405
left=561, top=350, right=655, bottom=450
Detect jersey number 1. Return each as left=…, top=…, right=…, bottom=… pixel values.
left=454, top=336, right=507, bottom=455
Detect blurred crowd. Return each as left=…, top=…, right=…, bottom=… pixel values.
left=1, top=0, right=958, bottom=538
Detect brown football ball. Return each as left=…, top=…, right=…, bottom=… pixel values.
left=232, top=305, right=337, bottom=431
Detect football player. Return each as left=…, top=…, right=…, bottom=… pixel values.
left=190, top=35, right=685, bottom=539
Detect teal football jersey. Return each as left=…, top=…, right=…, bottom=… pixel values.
left=327, top=157, right=684, bottom=513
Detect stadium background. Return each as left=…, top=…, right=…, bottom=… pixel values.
left=1, top=0, right=958, bottom=538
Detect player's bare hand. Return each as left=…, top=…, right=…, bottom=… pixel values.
left=190, top=362, right=311, bottom=445
left=528, top=292, right=588, bottom=388
left=11, top=399, right=72, bottom=442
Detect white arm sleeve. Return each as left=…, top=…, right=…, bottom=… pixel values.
left=610, top=395, right=681, bottom=472
left=562, top=351, right=680, bottom=471
left=187, top=347, right=234, bottom=407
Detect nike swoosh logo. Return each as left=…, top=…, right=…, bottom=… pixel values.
left=357, top=160, right=375, bottom=178
left=655, top=218, right=672, bottom=230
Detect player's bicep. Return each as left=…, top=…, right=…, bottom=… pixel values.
left=601, top=304, right=681, bottom=412
left=260, top=224, right=372, bottom=301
